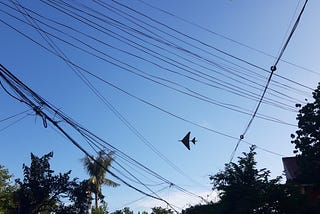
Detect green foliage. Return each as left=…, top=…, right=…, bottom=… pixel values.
left=91, top=200, right=109, bottom=214
left=0, top=165, right=16, bottom=213
left=111, top=207, right=133, bottom=214
left=182, top=203, right=217, bottom=214
left=206, top=146, right=308, bottom=213
left=151, top=206, right=174, bottom=214
left=56, top=179, right=92, bottom=213
left=291, top=82, right=320, bottom=185
left=82, top=150, right=119, bottom=209
left=14, top=152, right=90, bottom=213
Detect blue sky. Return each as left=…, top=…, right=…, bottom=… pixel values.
left=1, top=0, right=319, bottom=212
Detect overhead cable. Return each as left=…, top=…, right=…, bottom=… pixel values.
left=229, top=0, right=309, bottom=162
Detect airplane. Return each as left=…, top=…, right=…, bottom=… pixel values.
left=179, top=131, right=197, bottom=150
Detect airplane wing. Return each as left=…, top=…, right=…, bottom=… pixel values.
left=180, top=131, right=191, bottom=150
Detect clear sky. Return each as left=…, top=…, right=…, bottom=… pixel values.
left=1, top=0, right=319, bottom=212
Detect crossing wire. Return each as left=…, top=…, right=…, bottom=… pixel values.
left=0, top=9, right=285, bottom=157
left=229, top=0, right=309, bottom=162
left=0, top=64, right=181, bottom=212
left=38, top=0, right=313, bottom=98
left=135, top=0, right=320, bottom=76
left=105, top=0, right=314, bottom=92
left=10, top=0, right=205, bottom=188
left=0, top=4, right=299, bottom=124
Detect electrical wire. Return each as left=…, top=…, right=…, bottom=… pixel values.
left=105, top=0, right=314, bottom=92
left=1, top=1, right=305, bottom=115
left=0, top=5, right=299, bottom=125
left=40, top=0, right=313, bottom=98
left=0, top=64, right=180, bottom=213
left=112, top=186, right=169, bottom=212
left=0, top=17, right=284, bottom=158
left=4, top=0, right=248, bottom=189
left=0, top=109, right=30, bottom=123
left=0, top=113, right=30, bottom=133
left=0, top=64, right=213, bottom=211
left=135, top=0, right=320, bottom=77
left=229, top=0, right=309, bottom=162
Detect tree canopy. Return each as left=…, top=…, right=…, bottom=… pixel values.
left=0, top=165, right=16, bottom=213
left=151, top=206, right=174, bottom=214
left=291, top=82, right=320, bottom=185
left=82, top=150, right=119, bottom=210
left=14, top=152, right=90, bottom=213
left=182, top=146, right=307, bottom=214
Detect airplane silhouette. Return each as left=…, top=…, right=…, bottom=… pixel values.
left=179, top=131, right=197, bottom=150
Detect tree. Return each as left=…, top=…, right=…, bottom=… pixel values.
left=82, top=151, right=119, bottom=210
left=15, top=152, right=88, bottom=213
left=56, top=179, right=92, bottom=214
left=91, top=200, right=109, bottom=214
left=111, top=207, right=133, bottom=214
left=182, top=203, right=218, bottom=214
left=291, top=82, right=320, bottom=185
left=151, top=206, right=174, bottom=214
left=208, top=146, right=307, bottom=213
left=0, top=165, right=16, bottom=213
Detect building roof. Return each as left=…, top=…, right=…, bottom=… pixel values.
left=282, top=157, right=299, bottom=181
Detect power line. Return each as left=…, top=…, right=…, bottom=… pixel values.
left=0, top=113, right=29, bottom=133
left=0, top=64, right=181, bottom=212
left=37, top=0, right=313, bottom=99
left=135, top=0, right=320, bottom=77
left=3, top=0, right=252, bottom=189
left=1, top=64, right=214, bottom=211
left=0, top=109, right=30, bottom=123
left=0, top=4, right=299, bottom=124
left=14, top=0, right=304, bottom=109
left=112, top=186, right=169, bottom=212
left=105, top=0, right=314, bottom=92
left=229, top=0, right=309, bottom=162
left=0, top=13, right=284, bottom=158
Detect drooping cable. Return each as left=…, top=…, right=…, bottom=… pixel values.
left=0, top=64, right=180, bottom=212
left=105, top=0, right=314, bottom=92
left=0, top=18, right=284, bottom=158
left=229, top=0, right=309, bottom=162
left=136, top=0, right=320, bottom=76
left=0, top=2, right=303, bottom=115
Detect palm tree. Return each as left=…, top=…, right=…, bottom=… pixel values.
left=82, top=150, right=119, bottom=209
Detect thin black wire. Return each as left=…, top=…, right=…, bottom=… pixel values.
left=113, top=186, right=169, bottom=211
left=40, top=0, right=272, bottom=101
left=7, top=1, right=283, bottom=189
left=40, top=0, right=313, bottom=98
left=106, top=0, right=314, bottom=92
left=85, top=0, right=305, bottom=106
left=90, top=0, right=313, bottom=99
left=229, top=0, right=309, bottom=162
left=89, top=0, right=313, bottom=98
left=0, top=64, right=208, bottom=208
left=275, top=0, right=302, bottom=60
left=0, top=5, right=299, bottom=123
left=0, top=113, right=29, bottom=133
left=274, top=0, right=309, bottom=67
left=58, top=0, right=310, bottom=106
left=136, top=0, right=320, bottom=77
left=0, top=19, right=284, bottom=158
left=34, top=0, right=310, bottom=106
left=230, top=72, right=275, bottom=162
left=1, top=1, right=292, bottom=153
left=0, top=65, right=180, bottom=212
left=0, top=109, right=30, bottom=123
